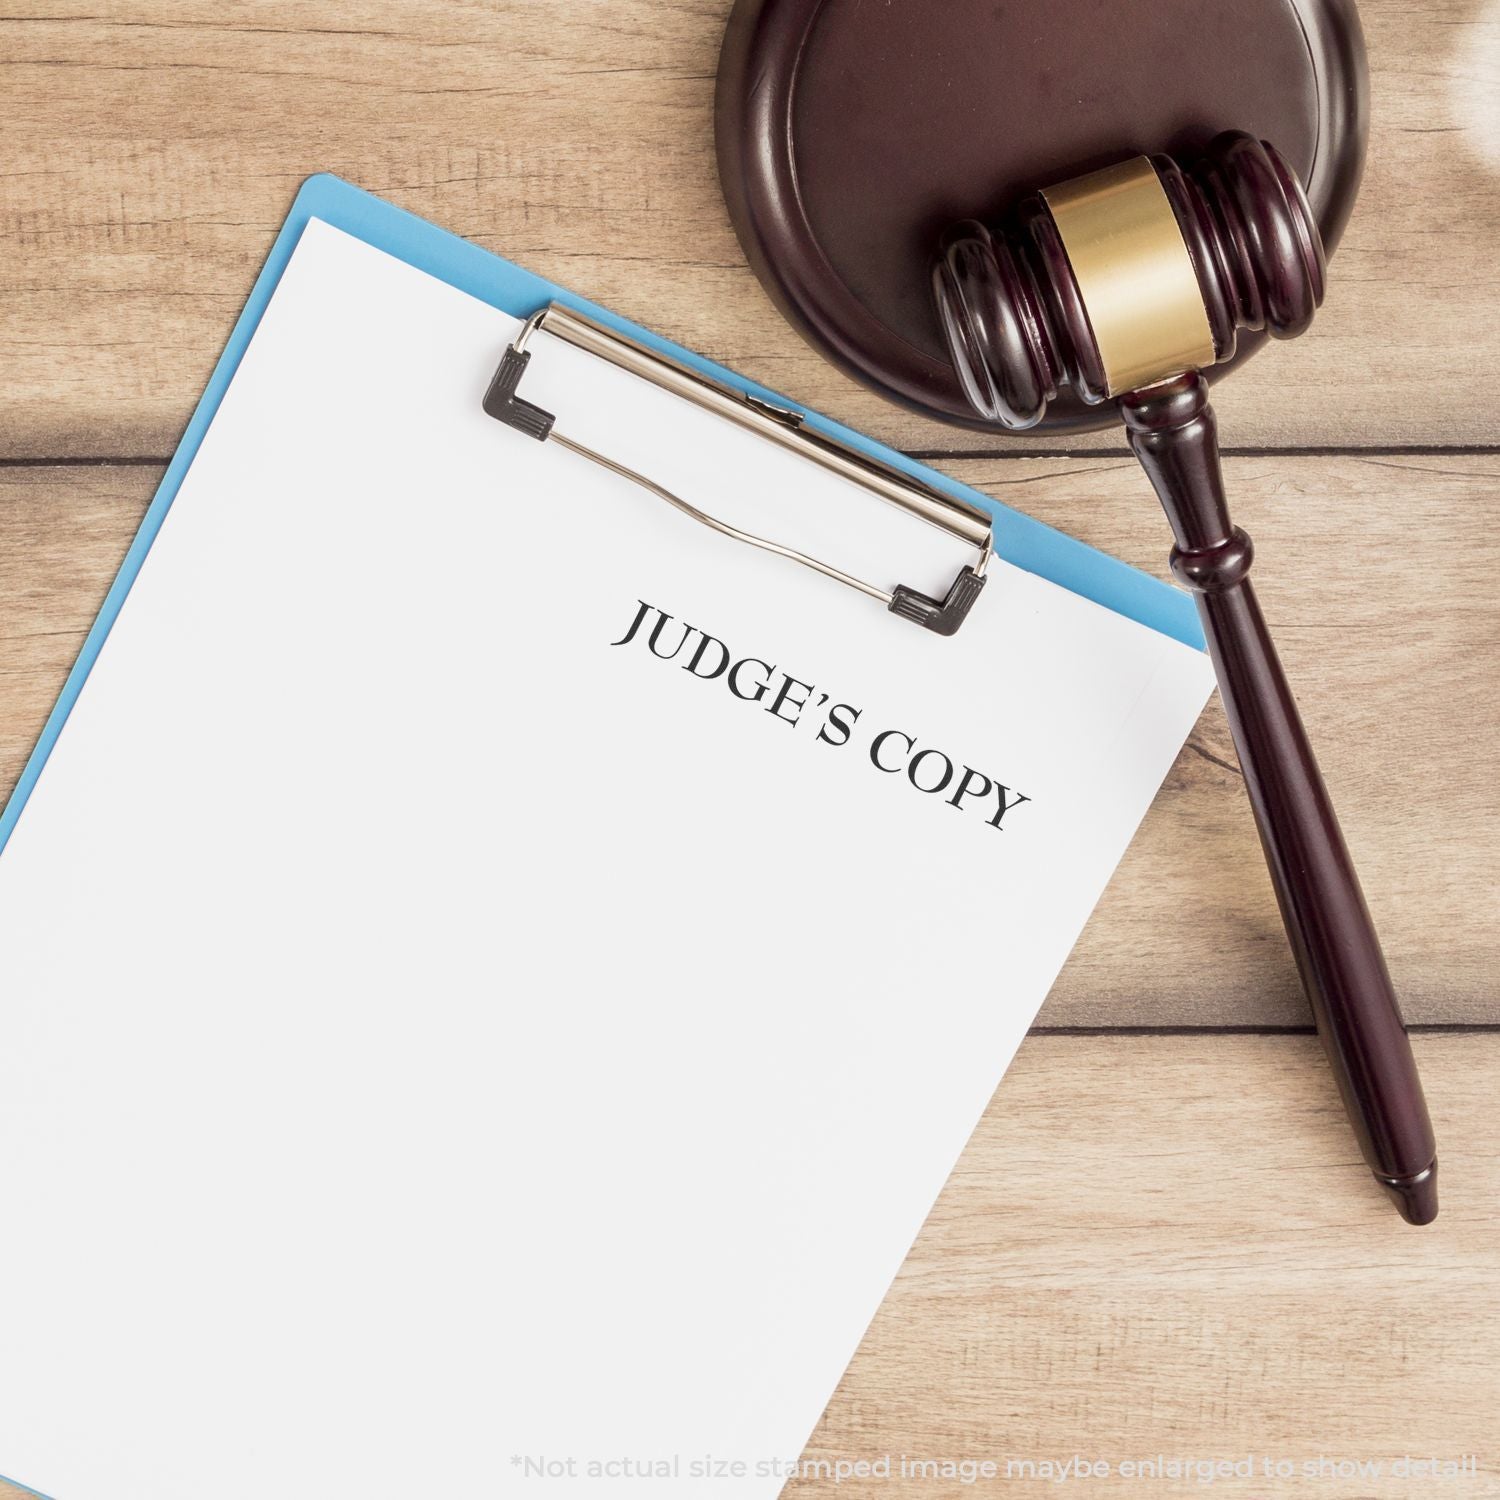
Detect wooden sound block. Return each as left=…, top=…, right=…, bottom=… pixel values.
left=715, top=0, right=1368, bottom=433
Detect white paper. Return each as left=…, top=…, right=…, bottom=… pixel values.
left=0, top=219, right=1214, bottom=1500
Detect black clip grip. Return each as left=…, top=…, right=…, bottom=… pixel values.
left=889, top=567, right=988, bottom=636
left=483, top=346, right=555, bottom=441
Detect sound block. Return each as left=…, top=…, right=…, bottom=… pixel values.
left=716, top=0, right=1368, bottom=433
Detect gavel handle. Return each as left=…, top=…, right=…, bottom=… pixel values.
left=1120, top=373, right=1438, bottom=1225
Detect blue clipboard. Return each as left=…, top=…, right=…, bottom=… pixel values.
left=0, top=173, right=1203, bottom=859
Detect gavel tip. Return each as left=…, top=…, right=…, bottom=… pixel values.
left=1377, top=1161, right=1439, bottom=1226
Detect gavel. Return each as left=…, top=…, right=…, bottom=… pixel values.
left=932, top=132, right=1438, bottom=1224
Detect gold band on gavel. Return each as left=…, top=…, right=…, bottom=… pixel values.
left=1041, top=157, right=1216, bottom=396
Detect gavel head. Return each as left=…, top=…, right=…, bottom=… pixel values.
left=932, top=132, right=1326, bottom=428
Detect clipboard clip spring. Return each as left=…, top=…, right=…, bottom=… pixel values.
left=484, top=306, right=993, bottom=636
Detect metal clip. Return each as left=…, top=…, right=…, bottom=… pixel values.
left=484, top=305, right=993, bottom=635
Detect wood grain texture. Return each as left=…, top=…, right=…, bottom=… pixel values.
left=4, top=451, right=1495, bottom=1026
left=0, top=1032, right=1494, bottom=1500
left=1, top=0, right=1499, bottom=460
left=793, top=1032, right=1500, bottom=1499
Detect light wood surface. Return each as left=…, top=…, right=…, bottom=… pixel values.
left=796, top=1032, right=1500, bottom=1499
left=1, top=0, right=1497, bottom=1496
left=1, top=0, right=1499, bottom=459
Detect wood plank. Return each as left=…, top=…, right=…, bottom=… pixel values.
left=0, top=1033, right=1494, bottom=1499
left=2, top=452, right=1495, bottom=1025
left=795, top=1032, right=1500, bottom=1499
left=1, top=0, right=1498, bottom=459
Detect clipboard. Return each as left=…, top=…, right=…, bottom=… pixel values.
left=0, top=173, right=1201, bottom=857
left=0, top=180, right=1221, bottom=1500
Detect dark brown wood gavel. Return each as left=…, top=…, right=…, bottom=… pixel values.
left=932, top=132, right=1438, bottom=1224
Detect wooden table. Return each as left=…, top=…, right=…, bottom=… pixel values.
left=2, top=3, right=1497, bottom=1495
